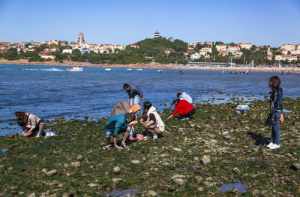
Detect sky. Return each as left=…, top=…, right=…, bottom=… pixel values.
left=0, top=0, right=300, bottom=46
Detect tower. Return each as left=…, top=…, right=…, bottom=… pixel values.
left=153, top=31, right=161, bottom=38
left=77, top=32, right=86, bottom=47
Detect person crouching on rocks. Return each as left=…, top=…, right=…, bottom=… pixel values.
left=266, top=76, right=284, bottom=150
left=104, top=105, right=141, bottom=150
left=15, top=112, right=45, bottom=137
left=167, top=96, right=195, bottom=120
left=140, top=101, right=165, bottom=141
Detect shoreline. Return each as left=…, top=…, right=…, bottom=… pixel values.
left=1, top=59, right=300, bottom=73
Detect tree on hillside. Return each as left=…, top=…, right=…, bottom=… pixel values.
left=4, top=48, right=19, bottom=60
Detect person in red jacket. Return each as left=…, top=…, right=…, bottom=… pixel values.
left=167, top=99, right=195, bottom=120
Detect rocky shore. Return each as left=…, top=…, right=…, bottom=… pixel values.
left=0, top=99, right=300, bottom=196
left=1, top=59, right=300, bottom=73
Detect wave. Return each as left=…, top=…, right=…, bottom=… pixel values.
left=24, top=68, right=65, bottom=72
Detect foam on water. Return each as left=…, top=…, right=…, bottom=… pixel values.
left=24, top=68, right=65, bottom=72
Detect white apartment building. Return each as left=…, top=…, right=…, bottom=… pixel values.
left=62, top=49, right=73, bottom=54
left=239, top=43, right=253, bottom=50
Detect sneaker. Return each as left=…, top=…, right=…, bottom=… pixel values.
left=153, top=134, right=158, bottom=141
left=268, top=144, right=280, bottom=150
left=267, top=142, right=274, bottom=148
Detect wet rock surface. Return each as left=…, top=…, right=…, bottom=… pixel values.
left=0, top=99, right=299, bottom=196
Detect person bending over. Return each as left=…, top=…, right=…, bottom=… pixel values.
left=140, top=101, right=165, bottom=140
left=123, top=83, right=143, bottom=105
left=104, top=106, right=140, bottom=149
left=167, top=98, right=195, bottom=120
left=15, top=112, right=45, bottom=137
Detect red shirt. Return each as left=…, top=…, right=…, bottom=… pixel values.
left=173, top=99, right=194, bottom=117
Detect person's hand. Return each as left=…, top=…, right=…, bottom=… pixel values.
left=280, top=113, right=284, bottom=124
left=114, top=144, right=123, bottom=150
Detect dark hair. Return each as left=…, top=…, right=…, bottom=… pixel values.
left=123, top=83, right=130, bottom=90
left=15, top=112, right=27, bottom=127
left=176, top=92, right=182, bottom=98
left=269, top=76, right=281, bottom=90
left=143, top=101, right=152, bottom=111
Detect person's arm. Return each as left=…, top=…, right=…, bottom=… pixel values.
left=278, top=88, right=284, bottom=123
left=167, top=114, right=174, bottom=120
left=23, top=127, right=34, bottom=137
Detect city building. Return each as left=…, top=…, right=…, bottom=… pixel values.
left=62, top=49, right=73, bottom=54
left=239, top=43, right=253, bottom=50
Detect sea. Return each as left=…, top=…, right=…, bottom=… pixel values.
left=1, top=64, right=300, bottom=136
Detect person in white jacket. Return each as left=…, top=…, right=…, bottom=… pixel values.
left=140, top=101, right=165, bottom=140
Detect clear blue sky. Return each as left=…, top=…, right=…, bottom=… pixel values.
left=0, top=0, right=299, bottom=46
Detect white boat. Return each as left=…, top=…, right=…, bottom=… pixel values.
left=127, top=68, right=133, bottom=71
left=68, top=66, right=83, bottom=72
left=136, top=68, right=143, bottom=71
left=105, top=68, right=112, bottom=71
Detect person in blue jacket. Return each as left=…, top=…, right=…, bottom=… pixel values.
left=104, top=105, right=140, bottom=150
left=266, top=76, right=284, bottom=150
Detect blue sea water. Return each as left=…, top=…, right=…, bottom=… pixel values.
left=1, top=64, right=300, bottom=136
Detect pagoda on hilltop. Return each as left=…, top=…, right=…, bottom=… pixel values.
left=153, top=31, right=161, bottom=38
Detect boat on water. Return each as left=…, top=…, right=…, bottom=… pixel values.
left=105, top=68, right=112, bottom=71
left=127, top=68, right=133, bottom=71
left=68, top=66, right=83, bottom=72
left=136, top=68, right=144, bottom=71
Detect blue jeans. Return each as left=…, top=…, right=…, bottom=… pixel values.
left=271, top=111, right=281, bottom=145
left=129, top=95, right=141, bottom=105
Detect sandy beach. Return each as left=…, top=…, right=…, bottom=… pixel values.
left=1, top=59, right=300, bottom=73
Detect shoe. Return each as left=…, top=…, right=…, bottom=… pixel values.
left=153, top=134, right=158, bottom=141
left=268, top=144, right=280, bottom=150
left=267, top=142, right=274, bottom=148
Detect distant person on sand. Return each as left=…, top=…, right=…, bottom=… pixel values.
left=123, top=83, right=143, bottom=105
left=15, top=112, right=45, bottom=137
left=140, top=101, right=165, bottom=141
left=104, top=104, right=141, bottom=149
left=168, top=93, right=195, bottom=120
left=266, top=76, right=284, bottom=150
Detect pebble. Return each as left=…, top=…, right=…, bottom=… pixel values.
left=113, top=166, right=121, bottom=174
left=146, top=190, right=158, bottom=197
left=291, top=163, right=300, bottom=171
left=172, top=147, right=182, bottom=152
left=201, top=155, right=211, bottom=165
left=112, top=178, right=123, bottom=183
left=42, top=169, right=57, bottom=176
left=131, top=160, right=141, bottom=164
left=27, top=193, right=36, bottom=197
left=88, top=183, right=97, bottom=187
left=71, top=161, right=81, bottom=168
left=171, top=174, right=186, bottom=186
left=76, top=154, right=83, bottom=161
left=197, top=187, right=204, bottom=192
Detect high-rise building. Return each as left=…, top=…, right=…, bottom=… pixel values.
left=77, top=32, right=86, bottom=46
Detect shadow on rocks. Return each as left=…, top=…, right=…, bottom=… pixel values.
left=247, top=132, right=270, bottom=146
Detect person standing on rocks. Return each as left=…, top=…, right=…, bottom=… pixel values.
left=15, top=112, right=45, bottom=137
left=140, top=101, right=165, bottom=141
left=123, top=83, right=144, bottom=106
left=266, top=76, right=284, bottom=150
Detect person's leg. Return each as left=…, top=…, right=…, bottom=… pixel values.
left=273, top=112, right=281, bottom=145
left=121, top=130, right=129, bottom=148
left=133, top=95, right=140, bottom=105
left=36, top=122, right=45, bottom=137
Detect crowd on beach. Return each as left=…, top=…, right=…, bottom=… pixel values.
left=15, top=76, right=284, bottom=150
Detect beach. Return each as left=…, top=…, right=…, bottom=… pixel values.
left=1, top=59, right=300, bottom=73
left=1, top=100, right=300, bottom=196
